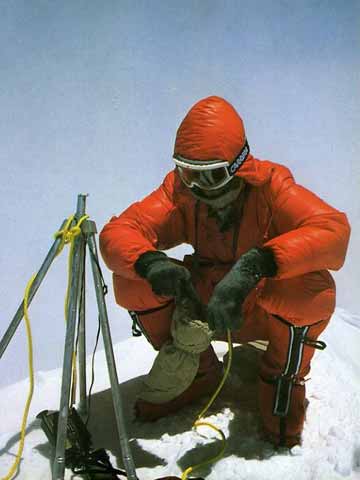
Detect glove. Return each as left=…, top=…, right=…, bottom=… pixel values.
left=207, top=247, right=277, bottom=332
left=135, top=250, right=193, bottom=298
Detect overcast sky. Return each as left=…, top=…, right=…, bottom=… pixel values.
left=0, top=0, right=359, bottom=387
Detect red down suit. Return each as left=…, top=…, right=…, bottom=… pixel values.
left=100, top=155, right=350, bottom=447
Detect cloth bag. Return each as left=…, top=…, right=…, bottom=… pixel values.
left=138, top=298, right=213, bottom=404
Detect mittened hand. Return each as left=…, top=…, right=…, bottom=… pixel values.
left=207, top=282, right=244, bottom=332
left=206, top=247, right=277, bottom=332
left=135, top=250, right=197, bottom=299
left=146, top=260, right=192, bottom=297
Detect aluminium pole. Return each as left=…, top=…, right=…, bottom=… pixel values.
left=75, top=195, right=88, bottom=416
left=85, top=221, right=139, bottom=480
left=0, top=218, right=69, bottom=359
left=77, top=235, right=87, bottom=416
left=52, top=196, right=87, bottom=480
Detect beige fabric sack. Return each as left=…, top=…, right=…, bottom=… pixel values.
left=138, top=300, right=213, bottom=404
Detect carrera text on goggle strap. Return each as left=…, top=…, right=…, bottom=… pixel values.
left=228, top=140, right=250, bottom=175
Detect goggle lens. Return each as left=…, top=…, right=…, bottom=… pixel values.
left=177, top=166, right=230, bottom=190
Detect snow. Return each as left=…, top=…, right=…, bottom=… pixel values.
left=1, top=308, right=360, bottom=480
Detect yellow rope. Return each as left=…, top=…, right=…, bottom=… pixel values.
left=1, top=275, right=36, bottom=480
left=54, top=214, right=89, bottom=406
left=196, top=330, right=233, bottom=421
left=181, top=422, right=226, bottom=480
left=1, top=214, right=89, bottom=480
left=181, top=329, right=233, bottom=480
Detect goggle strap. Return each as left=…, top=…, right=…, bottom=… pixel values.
left=227, top=140, right=250, bottom=175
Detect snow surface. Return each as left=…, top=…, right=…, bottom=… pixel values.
left=1, top=308, right=360, bottom=480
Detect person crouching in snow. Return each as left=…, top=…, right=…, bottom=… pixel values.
left=99, top=96, right=350, bottom=448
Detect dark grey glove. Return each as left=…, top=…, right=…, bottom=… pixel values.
left=135, top=250, right=193, bottom=298
left=207, top=247, right=277, bottom=332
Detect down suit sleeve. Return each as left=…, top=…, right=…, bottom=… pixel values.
left=100, top=171, right=186, bottom=280
left=263, top=165, right=351, bottom=280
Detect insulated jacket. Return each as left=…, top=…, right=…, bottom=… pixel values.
left=100, top=155, right=350, bottom=325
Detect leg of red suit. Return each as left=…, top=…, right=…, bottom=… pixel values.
left=223, top=297, right=330, bottom=448
left=258, top=314, right=329, bottom=447
left=231, top=270, right=335, bottom=448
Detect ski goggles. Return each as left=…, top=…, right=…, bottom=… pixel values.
left=173, top=140, right=249, bottom=191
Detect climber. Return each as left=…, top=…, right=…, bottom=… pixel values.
left=99, top=96, right=350, bottom=448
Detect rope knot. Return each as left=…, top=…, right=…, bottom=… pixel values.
left=67, top=225, right=82, bottom=239
left=54, top=215, right=89, bottom=255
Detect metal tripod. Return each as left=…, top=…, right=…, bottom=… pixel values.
left=0, top=194, right=138, bottom=480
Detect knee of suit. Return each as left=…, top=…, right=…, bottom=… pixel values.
left=113, top=272, right=171, bottom=311
left=257, top=270, right=336, bottom=324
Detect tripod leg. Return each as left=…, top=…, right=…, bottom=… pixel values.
left=77, top=233, right=87, bottom=417
left=52, top=233, right=83, bottom=480
left=52, top=194, right=88, bottom=479
left=86, top=229, right=138, bottom=480
left=0, top=219, right=69, bottom=359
